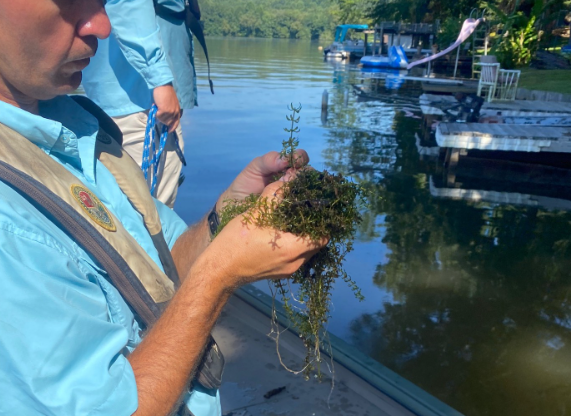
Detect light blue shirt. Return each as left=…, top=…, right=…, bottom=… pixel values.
left=82, top=0, right=197, bottom=116
left=0, top=96, right=220, bottom=415
left=156, top=2, right=198, bottom=110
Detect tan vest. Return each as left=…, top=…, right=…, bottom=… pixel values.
left=0, top=98, right=224, bottom=392
left=0, top=118, right=177, bottom=326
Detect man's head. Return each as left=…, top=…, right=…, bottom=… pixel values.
left=0, top=0, right=110, bottom=109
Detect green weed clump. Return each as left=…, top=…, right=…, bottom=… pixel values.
left=217, top=104, right=364, bottom=378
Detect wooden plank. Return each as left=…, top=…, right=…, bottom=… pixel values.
left=442, top=123, right=568, bottom=139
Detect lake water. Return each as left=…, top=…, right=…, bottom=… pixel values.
left=176, top=37, right=571, bottom=416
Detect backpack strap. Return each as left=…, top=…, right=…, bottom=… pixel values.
left=184, top=1, right=215, bottom=95
left=153, top=0, right=214, bottom=95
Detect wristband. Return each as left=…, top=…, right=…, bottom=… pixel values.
left=208, top=203, right=220, bottom=236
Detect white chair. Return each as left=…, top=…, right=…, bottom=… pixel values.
left=476, top=62, right=500, bottom=102
left=473, top=54, right=498, bottom=78
left=496, top=69, right=520, bottom=100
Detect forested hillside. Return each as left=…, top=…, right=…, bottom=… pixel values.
left=200, top=0, right=571, bottom=65
left=201, top=0, right=339, bottom=39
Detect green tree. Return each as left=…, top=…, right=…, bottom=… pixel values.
left=333, top=0, right=374, bottom=24
left=201, top=0, right=339, bottom=39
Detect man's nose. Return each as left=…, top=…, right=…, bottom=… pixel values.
left=77, top=3, right=111, bottom=39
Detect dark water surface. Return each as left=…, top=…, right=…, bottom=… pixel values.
left=176, top=37, right=571, bottom=416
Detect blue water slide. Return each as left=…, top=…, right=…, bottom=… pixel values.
left=388, top=45, right=409, bottom=69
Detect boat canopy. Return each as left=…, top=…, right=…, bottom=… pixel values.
left=334, top=24, right=369, bottom=42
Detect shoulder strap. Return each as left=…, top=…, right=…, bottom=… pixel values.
left=71, top=95, right=182, bottom=288
left=72, top=98, right=225, bottom=389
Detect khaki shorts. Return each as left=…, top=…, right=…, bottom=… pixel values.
left=112, top=111, right=185, bottom=209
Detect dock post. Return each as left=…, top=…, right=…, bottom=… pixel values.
left=321, top=89, right=329, bottom=125
left=443, top=148, right=461, bottom=185
left=446, top=172, right=456, bottom=187
left=373, top=26, right=377, bottom=55
left=447, top=148, right=460, bottom=168
left=322, top=89, right=328, bottom=112
left=379, top=24, right=384, bottom=56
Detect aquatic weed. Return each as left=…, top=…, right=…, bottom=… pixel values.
left=216, top=103, right=364, bottom=379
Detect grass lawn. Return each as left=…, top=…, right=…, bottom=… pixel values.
left=519, top=68, right=571, bottom=94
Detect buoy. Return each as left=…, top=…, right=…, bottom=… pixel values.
left=318, top=46, right=323, bottom=51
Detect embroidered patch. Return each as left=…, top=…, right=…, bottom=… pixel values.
left=70, top=185, right=117, bottom=232
left=96, top=131, right=112, bottom=145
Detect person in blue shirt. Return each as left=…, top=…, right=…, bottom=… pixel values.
left=82, top=0, right=196, bottom=208
left=0, top=1, right=324, bottom=415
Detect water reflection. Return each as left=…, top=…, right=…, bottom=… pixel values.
left=322, top=81, right=571, bottom=415
left=185, top=38, right=571, bottom=416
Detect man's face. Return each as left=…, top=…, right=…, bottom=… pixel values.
left=0, top=0, right=111, bottom=102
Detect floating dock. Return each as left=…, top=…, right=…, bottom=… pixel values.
left=436, top=123, right=571, bottom=153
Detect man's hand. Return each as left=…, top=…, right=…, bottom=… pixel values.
left=153, top=84, right=181, bottom=132
left=132, top=180, right=327, bottom=416
left=203, top=180, right=327, bottom=288
left=172, top=149, right=311, bottom=281
left=216, top=150, right=309, bottom=211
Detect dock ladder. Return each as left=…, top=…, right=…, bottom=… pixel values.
left=471, top=9, right=489, bottom=79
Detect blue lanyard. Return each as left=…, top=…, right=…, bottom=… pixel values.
left=142, top=104, right=187, bottom=196
left=142, top=104, right=168, bottom=196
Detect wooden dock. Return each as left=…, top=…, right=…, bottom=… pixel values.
left=420, top=94, right=571, bottom=117
left=436, top=123, right=571, bottom=153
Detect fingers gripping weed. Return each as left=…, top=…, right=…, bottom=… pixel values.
left=215, top=104, right=364, bottom=379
